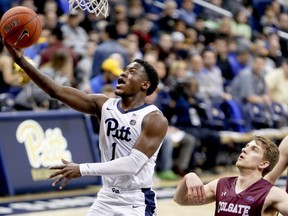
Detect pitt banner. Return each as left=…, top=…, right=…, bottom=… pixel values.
left=0, top=110, right=100, bottom=195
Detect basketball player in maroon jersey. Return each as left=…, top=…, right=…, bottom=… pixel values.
left=265, top=135, right=288, bottom=193
left=174, top=136, right=288, bottom=216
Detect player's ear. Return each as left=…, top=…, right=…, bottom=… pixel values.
left=259, top=160, right=269, bottom=169
left=142, top=80, right=151, bottom=91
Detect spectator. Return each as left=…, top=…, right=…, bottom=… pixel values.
left=157, top=0, right=179, bottom=34
left=61, top=11, right=89, bottom=58
left=113, top=19, right=130, bottom=39
left=192, top=14, right=217, bottom=46
left=266, top=33, right=283, bottom=68
left=214, top=36, right=234, bottom=87
left=171, top=31, right=189, bottom=59
left=131, top=18, right=153, bottom=51
left=165, top=76, right=222, bottom=174
left=217, top=17, right=233, bottom=38
left=178, top=0, right=196, bottom=27
left=44, top=11, right=62, bottom=30
left=229, top=55, right=272, bottom=129
left=260, top=5, right=279, bottom=32
left=75, top=40, right=97, bottom=93
left=39, top=26, right=78, bottom=68
left=110, top=4, right=128, bottom=22
left=200, top=49, right=232, bottom=103
left=230, top=55, right=271, bottom=106
left=251, top=39, right=275, bottom=74
left=166, top=60, right=189, bottom=89
left=277, top=13, right=288, bottom=56
left=265, top=59, right=288, bottom=107
left=90, top=58, right=122, bottom=93
left=231, top=9, right=252, bottom=40
left=227, top=43, right=251, bottom=79
left=0, top=43, right=24, bottom=96
left=127, top=0, right=144, bottom=26
left=146, top=86, right=196, bottom=179
left=91, top=23, right=129, bottom=78
left=156, top=33, right=174, bottom=62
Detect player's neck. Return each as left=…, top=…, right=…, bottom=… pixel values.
left=120, top=96, right=146, bottom=111
left=236, top=171, right=263, bottom=193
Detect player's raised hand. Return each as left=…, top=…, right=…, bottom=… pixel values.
left=49, top=159, right=81, bottom=189
left=2, top=38, right=24, bottom=60
left=185, top=172, right=205, bottom=204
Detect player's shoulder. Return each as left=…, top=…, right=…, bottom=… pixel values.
left=145, top=109, right=167, bottom=121
left=143, top=110, right=168, bottom=128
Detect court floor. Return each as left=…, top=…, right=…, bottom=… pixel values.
left=5, top=200, right=215, bottom=216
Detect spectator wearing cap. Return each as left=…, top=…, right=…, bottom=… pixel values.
left=90, top=58, right=122, bottom=93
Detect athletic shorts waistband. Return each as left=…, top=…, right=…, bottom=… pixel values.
left=102, top=186, right=151, bottom=194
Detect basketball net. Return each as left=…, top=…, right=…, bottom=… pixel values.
left=68, top=0, right=109, bottom=17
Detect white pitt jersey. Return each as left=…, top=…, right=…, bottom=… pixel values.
left=99, top=98, right=162, bottom=189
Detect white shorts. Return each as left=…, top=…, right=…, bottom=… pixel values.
left=86, top=186, right=157, bottom=216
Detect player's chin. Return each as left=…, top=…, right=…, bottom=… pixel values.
left=114, top=89, right=123, bottom=96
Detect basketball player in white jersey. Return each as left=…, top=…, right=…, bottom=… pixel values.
left=3, top=41, right=168, bottom=216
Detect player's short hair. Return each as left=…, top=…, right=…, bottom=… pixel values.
left=254, top=135, right=279, bottom=176
left=132, top=59, right=159, bottom=96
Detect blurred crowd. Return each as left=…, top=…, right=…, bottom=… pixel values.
left=1, top=0, right=288, bottom=180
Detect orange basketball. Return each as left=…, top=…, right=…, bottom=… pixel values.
left=0, top=6, right=42, bottom=48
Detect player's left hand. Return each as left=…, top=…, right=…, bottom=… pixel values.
left=49, top=159, right=81, bottom=189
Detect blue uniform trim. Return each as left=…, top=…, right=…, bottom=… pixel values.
left=117, top=100, right=151, bottom=114
left=142, top=188, right=156, bottom=216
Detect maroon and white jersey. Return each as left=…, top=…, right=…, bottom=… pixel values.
left=215, top=177, right=273, bottom=216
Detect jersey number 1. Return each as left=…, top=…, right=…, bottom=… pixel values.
left=111, top=142, right=117, bottom=160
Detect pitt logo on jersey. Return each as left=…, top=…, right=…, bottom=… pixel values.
left=105, top=118, right=131, bottom=141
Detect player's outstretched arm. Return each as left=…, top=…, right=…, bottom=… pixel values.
left=265, top=135, right=288, bottom=184
left=264, top=186, right=288, bottom=215
left=3, top=40, right=107, bottom=115
left=174, top=172, right=217, bottom=206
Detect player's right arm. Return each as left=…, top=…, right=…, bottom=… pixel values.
left=265, top=135, right=288, bottom=184
left=174, top=172, right=218, bottom=206
left=3, top=40, right=108, bottom=116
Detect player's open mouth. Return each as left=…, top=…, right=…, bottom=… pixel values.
left=117, top=77, right=125, bottom=85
